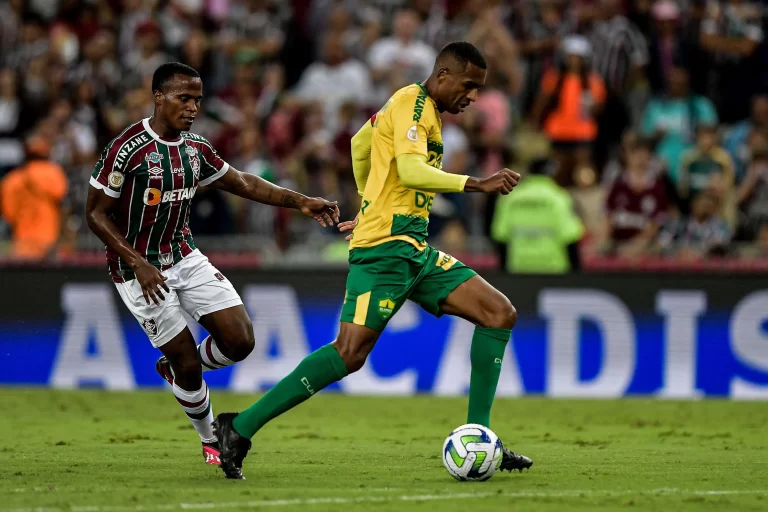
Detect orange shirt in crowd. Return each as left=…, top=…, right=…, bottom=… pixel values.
left=541, top=69, right=606, bottom=142
left=0, top=160, right=68, bottom=259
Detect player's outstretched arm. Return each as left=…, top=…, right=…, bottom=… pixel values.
left=463, top=168, right=521, bottom=195
left=85, top=187, right=169, bottom=305
left=207, top=166, right=340, bottom=227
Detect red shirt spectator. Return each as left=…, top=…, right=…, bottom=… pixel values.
left=604, top=139, right=670, bottom=247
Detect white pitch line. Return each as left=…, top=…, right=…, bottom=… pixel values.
left=4, top=488, right=768, bottom=512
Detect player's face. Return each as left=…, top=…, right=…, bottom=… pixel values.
left=438, top=64, right=486, bottom=115
left=157, top=75, right=203, bottom=132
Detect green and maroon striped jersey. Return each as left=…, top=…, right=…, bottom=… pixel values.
left=89, top=118, right=230, bottom=283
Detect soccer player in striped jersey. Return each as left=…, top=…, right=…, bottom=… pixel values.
left=85, top=62, right=339, bottom=466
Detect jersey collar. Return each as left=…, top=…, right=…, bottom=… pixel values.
left=143, top=118, right=184, bottom=146
left=415, top=82, right=429, bottom=97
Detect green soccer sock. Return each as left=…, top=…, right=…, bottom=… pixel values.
left=467, top=327, right=511, bottom=428
left=232, top=344, right=349, bottom=439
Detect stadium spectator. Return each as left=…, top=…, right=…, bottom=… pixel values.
left=291, top=33, right=372, bottom=136
left=0, top=68, right=30, bottom=176
left=677, top=124, right=735, bottom=220
left=646, top=0, right=689, bottom=94
left=531, top=35, right=606, bottom=188
left=602, top=137, right=669, bottom=256
left=699, top=0, right=764, bottom=123
left=724, top=94, right=768, bottom=183
left=491, top=157, right=584, bottom=274
left=658, top=189, right=731, bottom=259
left=735, top=147, right=768, bottom=241
left=124, top=19, right=171, bottom=80
left=516, top=0, right=573, bottom=113
left=0, top=136, right=68, bottom=259
left=641, top=65, right=717, bottom=183
left=590, top=0, right=648, bottom=170
left=368, top=7, right=436, bottom=105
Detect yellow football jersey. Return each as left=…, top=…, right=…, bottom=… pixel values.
left=350, top=82, right=443, bottom=250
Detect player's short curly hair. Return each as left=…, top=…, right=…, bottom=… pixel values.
left=437, top=41, right=487, bottom=70
left=152, top=62, right=200, bottom=93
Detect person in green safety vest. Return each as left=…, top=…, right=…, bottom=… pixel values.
left=491, top=158, right=584, bottom=273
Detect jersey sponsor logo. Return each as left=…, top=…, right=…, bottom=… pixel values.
left=108, top=171, right=124, bottom=189
left=144, top=188, right=162, bottom=206
left=143, top=187, right=196, bottom=205
left=172, top=167, right=184, bottom=174
left=141, top=318, right=158, bottom=337
left=412, top=94, right=427, bottom=122
left=145, top=152, right=163, bottom=163
left=414, top=191, right=434, bottom=212
left=159, top=252, right=173, bottom=266
left=185, top=145, right=198, bottom=157
left=163, top=187, right=196, bottom=203
left=407, top=125, right=418, bottom=142
left=378, top=297, right=396, bottom=320
left=148, top=166, right=163, bottom=177
left=115, top=134, right=151, bottom=170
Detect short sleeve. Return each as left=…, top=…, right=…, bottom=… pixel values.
left=392, top=92, right=434, bottom=159
left=90, top=142, right=130, bottom=198
left=194, top=138, right=230, bottom=186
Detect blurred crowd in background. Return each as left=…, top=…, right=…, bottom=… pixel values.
left=2, top=0, right=768, bottom=272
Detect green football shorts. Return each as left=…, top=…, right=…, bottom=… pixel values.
left=340, top=240, right=477, bottom=332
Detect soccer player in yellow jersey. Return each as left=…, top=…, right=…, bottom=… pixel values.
left=214, top=42, right=533, bottom=479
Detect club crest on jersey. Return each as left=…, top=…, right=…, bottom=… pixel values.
left=191, top=156, right=200, bottom=178
left=145, top=152, right=163, bottom=164
left=378, top=296, right=396, bottom=320
left=108, top=171, right=124, bottom=189
left=142, top=318, right=158, bottom=337
left=185, top=145, right=198, bottom=157
left=159, top=252, right=173, bottom=266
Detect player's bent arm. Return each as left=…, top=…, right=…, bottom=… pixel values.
left=351, top=121, right=373, bottom=196
left=85, top=186, right=146, bottom=270
left=206, top=165, right=309, bottom=209
left=395, top=154, right=469, bottom=193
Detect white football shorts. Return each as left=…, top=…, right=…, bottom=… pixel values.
left=115, top=249, right=242, bottom=347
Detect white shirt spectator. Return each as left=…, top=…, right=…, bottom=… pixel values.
left=293, top=59, right=372, bottom=135
left=368, top=38, right=436, bottom=104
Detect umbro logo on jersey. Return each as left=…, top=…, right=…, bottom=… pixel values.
left=148, top=166, right=163, bottom=177
left=145, top=152, right=163, bottom=163
left=143, top=187, right=197, bottom=205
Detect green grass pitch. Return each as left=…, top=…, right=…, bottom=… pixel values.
left=3, top=389, right=768, bottom=511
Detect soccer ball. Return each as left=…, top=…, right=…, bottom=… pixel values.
left=442, top=423, right=503, bottom=481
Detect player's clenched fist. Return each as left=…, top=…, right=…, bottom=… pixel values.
left=464, top=168, right=520, bottom=195
left=133, top=260, right=170, bottom=305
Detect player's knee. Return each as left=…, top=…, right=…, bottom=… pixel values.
left=334, top=338, right=371, bottom=374
left=225, top=322, right=255, bottom=361
left=482, top=297, right=517, bottom=330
